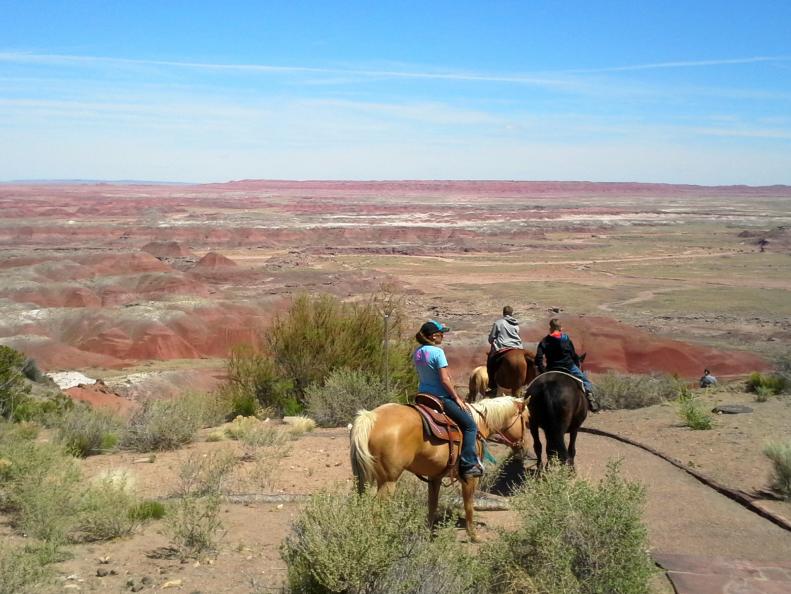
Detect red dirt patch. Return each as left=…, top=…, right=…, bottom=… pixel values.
left=141, top=240, right=194, bottom=258
left=65, top=380, right=138, bottom=416
left=194, top=251, right=238, bottom=270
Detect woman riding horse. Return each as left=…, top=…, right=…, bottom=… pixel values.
left=414, top=320, right=483, bottom=481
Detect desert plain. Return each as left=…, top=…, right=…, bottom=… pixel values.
left=1, top=180, right=790, bottom=592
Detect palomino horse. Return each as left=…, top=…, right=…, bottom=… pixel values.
left=525, top=356, right=588, bottom=468
left=350, top=396, right=528, bottom=542
left=490, top=349, right=539, bottom=397
left=467, top=366, right=488, bottom=401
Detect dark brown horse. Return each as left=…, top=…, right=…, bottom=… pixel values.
left=525, top=356, right=588, bottom=467
left=490, top=349, right=538, bottom=397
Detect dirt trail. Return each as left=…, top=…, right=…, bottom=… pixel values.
left=570, top=432, right=791, bottom=562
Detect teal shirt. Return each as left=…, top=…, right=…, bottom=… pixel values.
left=414, top=344, right=451, bottom=398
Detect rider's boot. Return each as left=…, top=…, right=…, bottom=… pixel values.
left=585, top=390, right=601, bottom=413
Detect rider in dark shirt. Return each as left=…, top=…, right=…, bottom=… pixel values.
left=535, top=318, right=599, bottom=412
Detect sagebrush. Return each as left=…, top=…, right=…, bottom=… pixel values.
left=56, top=404, right=123, bottom=457
left=281, top=483, right=484, bottom=594
left=167, top=450, right=237, bottom=556
left=594, top=371, right=683, bottom=410
left=676, top=388, right=713, bottom=430
left=482, top=462, right=655, bottom=594
left=122, top=396, right=203, bottom=452
left=305, top=368, right=398, bottom=427
left=763, top=441, right=791, bottom=500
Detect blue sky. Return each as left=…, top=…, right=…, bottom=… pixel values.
left=1, top=1, right=790, bottom=184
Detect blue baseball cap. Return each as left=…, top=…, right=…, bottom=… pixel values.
left=420, top=319, right=450, bottom=335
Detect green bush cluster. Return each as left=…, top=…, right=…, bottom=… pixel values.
left=166, top=450, right=238, bottom=557
left=676, top=388, right=713, bottom=430
left=0, top=543, right=50, bottom=594
left=483, top=462, right=655, bottom=594
left=593, top=371, right=683, bottom=410
left=281, top=464, right=654, bottom=594
left=763, top=441, right=791, bottom=500
left=281, top=483, right=484, bottom=594
left=305, top=368, right=399, bottom=427
left=0, top=427, right=155, bottom=552
left=55, top=404, right=123, bottom=457
left=0, top=345, right=32, bottom=420
left=122, top=396, right=204, bottom=452
left=225, top=292, right=417, bottom=416
left=747, top=371, right=788, bottom=397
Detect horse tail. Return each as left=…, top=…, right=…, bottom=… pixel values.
left=350, top=409, right=378, bottom=494
left=543, top=389, right=569, bottom=463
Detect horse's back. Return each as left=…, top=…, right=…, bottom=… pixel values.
left=527, top=372, right=587, bottom=429
left=496, top=349, right=528, bottom=391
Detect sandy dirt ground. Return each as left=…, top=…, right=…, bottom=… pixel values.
left=22, top=389, right=788, bottom=593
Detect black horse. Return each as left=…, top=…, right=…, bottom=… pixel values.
left=525, top=355, right=588, bottom=468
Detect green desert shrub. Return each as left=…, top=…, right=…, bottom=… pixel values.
left=746, top=371, right=788, bottom=396
left=305, top=368, right=398, bottom=427
left=676, top=388, right=713, bottom=430
left=225, top=416, right=289, bottom=448
left=166, top=450, right=237, bottom=556
left=754, top=385, right=773, bottom=402
left=0, top=430, right=146, bottom=550
left=129, top=499, right=167, bottom=521
left=225, top=346, right=293, bottom=415
left=281, top=483, right=483, bottom=594
left=0, top=543, right=50, bottom=594
left=763, top=441, right=791, bottom=500
left=594, top=371, right=683, bottom=410
left=11, top=391, right=73, bottom=425
left=482, top=462, right=655, bottom=594
left=56, top=404, right=123, bottom=457
left=122, top=396, right=203, bottom=452
left=0, top=345, right=32, bottom=420
left=268, top=292, right=417, bottom=404
left=76, top=473, right=140, bottom=541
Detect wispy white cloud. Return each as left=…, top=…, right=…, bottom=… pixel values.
left=564, top=55, right=791, bottom=73
left=0, top=51, right=574, bottom=88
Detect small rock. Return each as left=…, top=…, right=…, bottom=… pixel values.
left=141, top=576, right=153, bottom=585
left=131, top=586, right=144, bottom=593
left=276, top=503, right=284, bottom=510
left=162, top=579, right=183, bottom=589
left=96, top=569, right=109, bottom=577
left=66, top=575, right=79, bottom=581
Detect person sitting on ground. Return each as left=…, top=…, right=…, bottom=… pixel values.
left=486, top=305, right=523, bottom=395
left=699, top=369, right=717, bottom=388
left=414, top=320, right=483, bottom=480
left=535, top=318, right=599, bottom=412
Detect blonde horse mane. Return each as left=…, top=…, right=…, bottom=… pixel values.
left=469, top=395, right=521, bottom=429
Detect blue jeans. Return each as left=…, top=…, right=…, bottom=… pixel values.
left=567, top=364, right=593, bottom=393
left=438, top=396, right=479, bottom=471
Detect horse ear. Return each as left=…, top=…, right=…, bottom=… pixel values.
left=579, top=353, right=587, bottom=363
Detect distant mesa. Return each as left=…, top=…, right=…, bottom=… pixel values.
left=141, top=240, right=194, bottom=258
left=194, top=251, right=238, bottom=270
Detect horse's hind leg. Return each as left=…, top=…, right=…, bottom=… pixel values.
left=529, top=419, right=542, bottom=471
left=568, top=429, right=578, bottom=468
left=461, top=477, right=480, bottom=543
left=427, top=478, right=441, bottom=531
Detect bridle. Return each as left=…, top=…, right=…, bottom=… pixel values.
left=470, top=399, right=527, bottom=451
